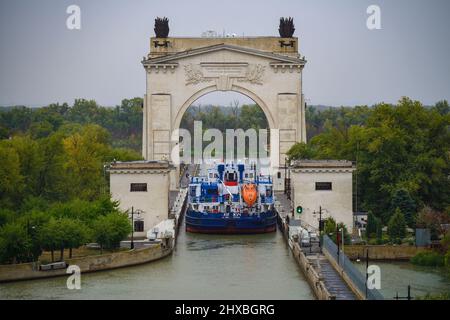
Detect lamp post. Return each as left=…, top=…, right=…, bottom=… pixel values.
left=311, top=206, right=325, bottom=253
left=131, top=206, right=135, bottom=249
left=284, top=157, right=288, bottom=195
left=365, top=248, right=369, bottom=299
left=336, top=225, right=340, bottom=264
left=339, top=227, right=344, bottom=265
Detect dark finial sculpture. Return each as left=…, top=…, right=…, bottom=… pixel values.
left=154, top=17, right=169, bottom=38
left=279, top=17, right=295, bottom=38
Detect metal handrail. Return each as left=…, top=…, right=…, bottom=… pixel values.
left=322, top=235, right=384, bottom=300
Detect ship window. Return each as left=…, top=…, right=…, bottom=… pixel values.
left=206, top=188, right=217, bottom=195
left=316, top=182, right=332, bottom=190
left=130, top=183, right=147, bottom=192
left=190, top=186, right=196, bottom=197
left=266, top=187, right=272, bottom=197
left=226, top=172, right=237, bottom=181
left=193, top=204, right=198, bottom=210
left=134, top=220, right=144, bottom=232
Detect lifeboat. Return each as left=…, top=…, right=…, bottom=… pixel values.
left=242, top=184, right=257, bottom=207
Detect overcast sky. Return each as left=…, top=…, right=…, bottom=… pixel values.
left=0, top=0, right=449, bottom=107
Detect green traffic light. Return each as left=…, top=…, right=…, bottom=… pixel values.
left=296, top=206, right=303, bottom=214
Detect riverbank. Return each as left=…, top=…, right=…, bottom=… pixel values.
left=0, top=243, right=172, bottom=283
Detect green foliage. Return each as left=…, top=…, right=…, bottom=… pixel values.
left=0, top=98, right=143, bottom=151
left=323, top=217, right=351, bottom=245
left=59, top=218, right=90, bottom=258
left=288, top=98, right=450, bottom=227
left=0, top=222, right=31, bottom=264
left=0, top=209, right=14, bottom=228
left=445, top=250, right=450, bottom=272
left=0, top=142, right=24, bottom=206
left=416, top=207, right=450, bottom=240
left=389, top=188, right=416, bottom=227
left=366, top=212, right=382, bottom=242
left=286, top=142, right=316, bottom=160
left=323, top=217, right=336, bottom=235
left=92, top=212, right=131, bottom=251
left=411, top=251, right=445, bottom=267
left=387, top=208, right=407, bottom=243
left=416, top=292, right=450, bottom=300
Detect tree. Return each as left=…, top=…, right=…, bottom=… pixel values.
left=433, top=100, right=449, bottom=116
left=387, top=208, right=407, bottom=244
left=416, top=206, right=450, bottom=240
left=389, top=188, right=416, bottom=227
left=19, top=210, right=51, bottom=261
left=63, top=124, right=110, bottom=200
left=92, top=212, right=131, bottom=253
left=0, top=142, right=24, bottom=208
left=60, top=218, right=90, bottom=258
left=286, top=142, right=316, bottom=160
left=39, top=218, right=63, bottom=262
left=0, top=209, right=14, bottom=228
left=323, top=217, right=350, bottom=245
left=366, top=212, right=378, bottom=239
left=323, top=217, right=336, bottom=236
left=0, top=222, right=31, bottom=264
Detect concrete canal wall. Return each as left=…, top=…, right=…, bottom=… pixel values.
left=344, top=245, right=429, bottom=261
left=277, top=214, right=334, bottom=300
left=291, top=242, right=334, bottom=300
left=0, top=244, right=172, bottom=283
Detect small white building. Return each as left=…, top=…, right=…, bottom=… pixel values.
left=109, top=161, right=173, bottom=238
left=290, top=160, right=355, bottom=232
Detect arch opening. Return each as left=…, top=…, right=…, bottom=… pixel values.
left=176, top=90, right=273, bottom=168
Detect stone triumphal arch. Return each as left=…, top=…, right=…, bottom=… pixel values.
left=141, top=36, right=307, bottom=190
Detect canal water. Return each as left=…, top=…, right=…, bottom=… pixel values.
left=0, top=223, right=315, bottom=300
left=355, top=261, right=450, bottom=299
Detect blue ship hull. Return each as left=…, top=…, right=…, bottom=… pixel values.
left=185, top=210, right=277, bottom=234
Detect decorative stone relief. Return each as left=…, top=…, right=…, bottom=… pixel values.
left=238, top=64, right=265, bottom=85
left=184, top=64, right=212, bottom=85
left=184, top=63, right=265, bottom=85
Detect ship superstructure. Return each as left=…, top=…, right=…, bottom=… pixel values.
left=186, top=162, right=277, bottom=234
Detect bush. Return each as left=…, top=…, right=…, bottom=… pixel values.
left=92, top=212, right=131, bottom=252
left=411, top=251, right=445, bottom=267
left=388, top=208, right=406, bottom=243
left=0, top=222, right=32, bottom=264
left=416, top=292, right=450, bottom=300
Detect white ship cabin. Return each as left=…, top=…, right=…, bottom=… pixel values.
left=243, top=167, right=256, bottom=183
left=207, top=167, right=219, bottom=183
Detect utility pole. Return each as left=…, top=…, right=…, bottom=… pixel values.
left=318, top=206, right=323, bottom=252
left=336, top=225, right=340, bottom=264
left=131, top=206, right=135, bottom=250
left=365, top=248, right=369, bottom=299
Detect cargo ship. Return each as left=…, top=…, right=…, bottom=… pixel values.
left=186, top=163, right=277, bottom=234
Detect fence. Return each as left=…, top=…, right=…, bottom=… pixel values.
left=322, top=235, right=384, bottom=300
